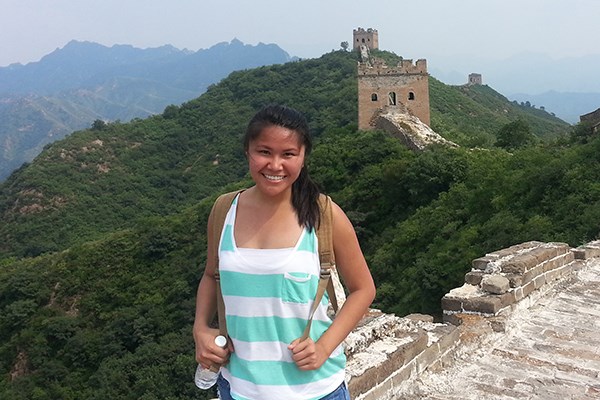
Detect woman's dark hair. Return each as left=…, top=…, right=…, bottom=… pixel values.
left=244, top=104, right=321, bottom=230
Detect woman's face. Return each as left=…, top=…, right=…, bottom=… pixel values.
left=246, top=124, right=306, bottom=198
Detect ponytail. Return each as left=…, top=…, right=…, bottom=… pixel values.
left=292, top=166, right=321, bottom=231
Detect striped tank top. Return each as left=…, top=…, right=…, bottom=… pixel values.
left=218, top=194, right=346, bottom=400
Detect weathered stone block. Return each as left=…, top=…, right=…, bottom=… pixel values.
left=499, top=291, right=516, bottom=307
left=472, top=256, right=496, bottom=270
left=546, top=252, right=574, bottom=271
left=573, top=248, right=587, bottom=260
left=481, top=275, right=510, bottom=294
left=441, top=296, right=463, bottom=312
left=502, top=254, right=538, bottom=274
left=465, top=270, right=484, bottom=285
left=542, top=257, right=558, bottom=273
left=522, top=263, right=544, bottom=285
left=533, top=274, right=546, bottom=289
left=464, top=296, right=502, bottom=314
left=522, top=281, right=535, bottom=297
left=530, top=247, right=557, bottom=264
left=505, top=273, right=523, bottom=288
left=513, top=287, right=524, bottom=302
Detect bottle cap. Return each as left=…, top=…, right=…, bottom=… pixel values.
left=214, top=335, right=227, bottom=348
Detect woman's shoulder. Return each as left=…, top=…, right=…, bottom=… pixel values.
left=316, top=194, right=349, bottom=227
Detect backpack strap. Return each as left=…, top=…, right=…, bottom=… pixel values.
left=300, top=194, right=339, bottom=341
left=316, top=194, right=339, bottom=313
left=209, top=190, right=243, bottom=337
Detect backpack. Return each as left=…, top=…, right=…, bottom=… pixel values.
left=208, top=190, right=340, bottom=341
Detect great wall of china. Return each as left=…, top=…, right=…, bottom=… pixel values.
left=345, top=240, right=600, bottom=399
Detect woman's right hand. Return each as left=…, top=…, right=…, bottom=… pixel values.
left=194, top=328, right=232, bottom=370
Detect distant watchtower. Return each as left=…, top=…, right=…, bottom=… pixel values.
left=468, top=73, right=482, bottom=85
left=357, top=39, right=430, bottom=129
left=353, top=27, right=379, bottom=50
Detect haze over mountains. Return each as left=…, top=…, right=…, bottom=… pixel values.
left=0, top=39, right=294, bottom=180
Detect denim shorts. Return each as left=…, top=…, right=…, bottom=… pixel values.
left=217, top=374, right=350, bottom=400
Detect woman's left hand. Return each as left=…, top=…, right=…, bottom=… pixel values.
left=288, top=338, right=329, bottom=370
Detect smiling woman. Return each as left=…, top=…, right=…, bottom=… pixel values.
left=193, top=104, right=376, bottom=400
left=246, top=125, right=306, bottom=202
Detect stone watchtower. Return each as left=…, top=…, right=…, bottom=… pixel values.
left=468, top=73, right=482, bottom=85
left=357, top=53, right=431, bottom=129
left=353, top=27, right=379, bottom=50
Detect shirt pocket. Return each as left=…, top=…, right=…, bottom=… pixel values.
left=281, top=272, right=313, bottom=304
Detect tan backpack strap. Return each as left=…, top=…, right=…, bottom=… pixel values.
left=317, top=194, right=338, bottom=313
left=210, top=190, right=243, bottom=337
left=300, top=194, right=338, bottom=341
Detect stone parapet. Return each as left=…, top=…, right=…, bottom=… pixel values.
left=442, top=241, right=580, bottom=325
left=345, top=241, right=600, bottom=399
left=346, top=312, right=459, bottom=400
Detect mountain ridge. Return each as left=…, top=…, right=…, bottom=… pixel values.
left=0, top=39, right=294, bottom=180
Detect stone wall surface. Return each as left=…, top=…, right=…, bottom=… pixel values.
left=345, top=240, right=600, bottom=400
left=374, top=107, right=457, bottom=151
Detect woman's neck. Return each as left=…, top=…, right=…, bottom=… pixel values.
left=247, top=185, right=293, bottom=208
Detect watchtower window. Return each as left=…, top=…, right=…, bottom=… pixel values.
left=371, top=93, right=378, bottom=101
left=408, top=92, right=415, bottom=100
left=388, top=92, right=397, bottom=106
left=362, top=38, right=366, bottom=43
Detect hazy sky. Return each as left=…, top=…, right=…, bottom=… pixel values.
left=2, top=0, right=598, bottom=68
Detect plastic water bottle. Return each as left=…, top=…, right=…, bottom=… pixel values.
left=194, top=335, right=228, bottom=389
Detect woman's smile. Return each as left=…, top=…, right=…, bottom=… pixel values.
left=263, top=173, right=285, bottom=181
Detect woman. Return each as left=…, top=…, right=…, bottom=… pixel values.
left=194, top=105, right=375, bottom=399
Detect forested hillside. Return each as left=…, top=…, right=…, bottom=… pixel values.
left=1, top=49, right=594, bottom=399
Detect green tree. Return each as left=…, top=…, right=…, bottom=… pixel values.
left=90, top=119, right=107, bottom=131
left=495, top=119, right=537, bottom=150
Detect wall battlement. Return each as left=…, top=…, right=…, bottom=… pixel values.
left=358, top=58, right=428, bottom=76
left=345, top=240, right=600, bottom=399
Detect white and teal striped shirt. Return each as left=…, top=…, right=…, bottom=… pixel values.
left=218, top=194, right=346, bottom=400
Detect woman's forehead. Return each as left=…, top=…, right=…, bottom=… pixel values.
left=252, top=125, right=304, bottom=146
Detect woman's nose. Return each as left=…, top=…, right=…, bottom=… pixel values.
left=269, top=155, right=283, bottom=169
